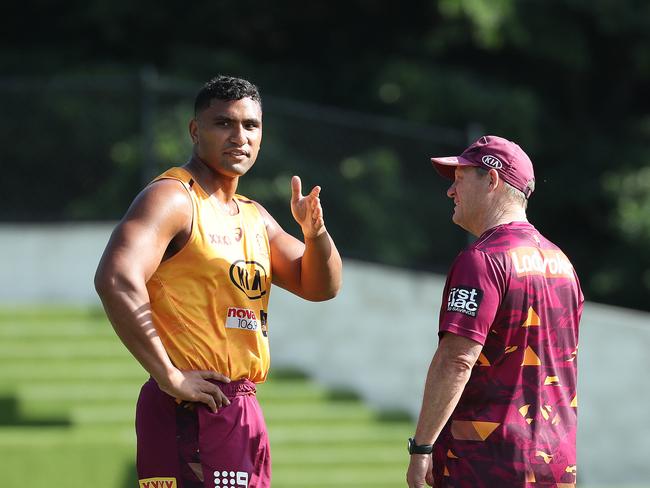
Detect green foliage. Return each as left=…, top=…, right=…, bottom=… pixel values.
left=2, top=0, right=650, bottom=310
left=375, top=61, right=541, bottom=143
left=604, top=167, right=650, bottom=243
left=337, top=147, right=429, bottom=265
left=438, top=0, right=515, bottom=48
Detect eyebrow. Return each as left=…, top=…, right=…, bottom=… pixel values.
left=212, top=115, right=261, bottom=125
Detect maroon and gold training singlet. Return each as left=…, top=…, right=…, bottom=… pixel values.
left=434, top=221, right=583, bottom=487
left=146, top=167, right=272, bottom=383
left=138, top=168, right=273, bottom=487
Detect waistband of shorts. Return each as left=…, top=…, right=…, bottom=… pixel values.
left=207, top=378, right=256, bottom=397
left=146, top=376, right=256, bottom=399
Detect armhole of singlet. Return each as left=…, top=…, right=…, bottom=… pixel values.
left=153, top=175, right=197, bottom=264
left=238, top=197, right=272, bottom=270
left=186, top=178, right=196, bottom=238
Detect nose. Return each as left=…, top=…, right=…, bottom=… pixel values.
left=229, top=124, right=247, bottom=145
left=447, top=181, right=456, bottom=198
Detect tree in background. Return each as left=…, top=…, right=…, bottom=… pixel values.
left=1, top=0, right=649, bottom=310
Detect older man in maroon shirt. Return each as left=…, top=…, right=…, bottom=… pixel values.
left=406, top=136, right=583, bottom=488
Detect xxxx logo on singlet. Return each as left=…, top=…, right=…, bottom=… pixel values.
left=229, top=260, right=268, bottom=299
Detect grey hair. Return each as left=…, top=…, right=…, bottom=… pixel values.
left=473, top=167, right=530, bottom=210
left=503, top=181, right=529, bottom=210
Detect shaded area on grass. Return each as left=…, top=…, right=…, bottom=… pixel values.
left=0, top=395, right=70, bottom=427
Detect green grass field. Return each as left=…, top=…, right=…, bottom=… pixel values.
left=0, top=307, right=411, bottom=487
left=0, top=307, right=645, bottom=488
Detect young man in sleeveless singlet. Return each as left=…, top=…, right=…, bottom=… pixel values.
left=95, top=76, right=342, bottom=488
left=406, top=136, right=583, bottom=488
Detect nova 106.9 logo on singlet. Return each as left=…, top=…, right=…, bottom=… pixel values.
left=225, top=307, right=269, bottom=336
left=229, top=260, right=268, bottom=299
left=226, top=308, right=261, bottom=331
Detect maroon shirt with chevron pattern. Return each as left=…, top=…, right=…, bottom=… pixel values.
left=434, top=221, right=583, bottom=487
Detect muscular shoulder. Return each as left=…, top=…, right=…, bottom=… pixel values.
left=96, top=178, right=193, bottom=280
left=124, top=178, right=192, bottom=234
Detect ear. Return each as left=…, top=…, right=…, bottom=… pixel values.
left=488, top=168, right=500, bottom=190
left=189, top=119, right=198, bottom=144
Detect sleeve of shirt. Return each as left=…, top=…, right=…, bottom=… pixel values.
left=439, top=248, right=505, bottom=345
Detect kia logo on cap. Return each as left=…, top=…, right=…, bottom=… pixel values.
left=481, top=155, right=503, bottom=169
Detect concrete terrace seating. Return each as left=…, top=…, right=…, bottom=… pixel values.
left=0, top=308, right=411, bottom=488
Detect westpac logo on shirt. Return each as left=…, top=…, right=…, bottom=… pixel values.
left=447, top=286, right=483, bottom=317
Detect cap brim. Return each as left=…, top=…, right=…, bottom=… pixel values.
left=430, top=156, right=477, bottom=180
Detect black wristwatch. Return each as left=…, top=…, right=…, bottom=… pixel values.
left=408, top=437, right=434, bottom=455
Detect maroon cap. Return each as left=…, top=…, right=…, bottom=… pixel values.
left=430, top=135, right=535, bottom=198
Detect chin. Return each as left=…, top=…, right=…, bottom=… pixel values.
left=231, top=163, right=255, bottom=177
left=228, top=158, right=256, bottom=174
left=212, top=161, right=255, bottom=178
left=452, top=216, right=470, bottom=233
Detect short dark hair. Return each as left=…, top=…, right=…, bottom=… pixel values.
left=194, top=75, right=262, bottom=115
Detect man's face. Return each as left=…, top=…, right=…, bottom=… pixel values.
left=190, top=97, right=262, bottom=178
left=446, top=166, right=489, bottom=235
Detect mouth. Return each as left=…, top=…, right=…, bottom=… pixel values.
left=224, top=149, right=249, bottom=158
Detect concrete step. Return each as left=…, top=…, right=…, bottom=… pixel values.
left=0, top=340, right=129, bottom=360
left=0, top=359, right=146, bottom=384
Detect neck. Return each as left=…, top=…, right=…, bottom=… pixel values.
left=472, top=204, right=527, bottom=237
left=185, top=155, right=238, bottom=204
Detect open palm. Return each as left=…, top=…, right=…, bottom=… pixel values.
left=291, top=175, right=325, bottom=238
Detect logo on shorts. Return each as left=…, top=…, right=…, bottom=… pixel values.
left=447, top=286, right=483, bottom=317
left=139, top=478, right=177, bottom=488
left=214, top=470, right=248, bottom=488
left=481, top=155, right=503, bottom=169
left=229, top=260, right=268, bottom=299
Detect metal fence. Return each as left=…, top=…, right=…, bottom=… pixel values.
left=0, top=67, right=480, bottom=269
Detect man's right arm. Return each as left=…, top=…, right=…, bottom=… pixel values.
left=94, top=179, right=230, bottom=412
left=406, top=332, right=483, bottom=488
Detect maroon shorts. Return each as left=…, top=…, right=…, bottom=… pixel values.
left=135, top=377, right=271, bottom=488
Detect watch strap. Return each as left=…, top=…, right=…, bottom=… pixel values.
left=408, top=437, right=434, bottom=455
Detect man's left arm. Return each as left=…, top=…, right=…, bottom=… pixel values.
left=406, top=332, right=483, bottom=488
left=255, top=175, right=342, bottom=301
